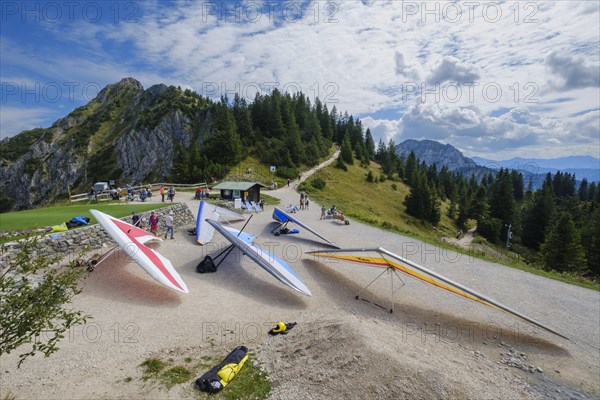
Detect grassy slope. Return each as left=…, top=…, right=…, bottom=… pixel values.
left=301, top=161, right=599, bottom=291
left=300, top=161, right=458, bottom=241
left=0, top=203, right=171, bottom=232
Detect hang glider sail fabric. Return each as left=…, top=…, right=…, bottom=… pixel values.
left=208, top=219, right=312, bottom=297
left=306, top=247, right=568, bottom=340
left=272, top=207, right=339, bottom=248
left=90, top=209, right=188, bottom=293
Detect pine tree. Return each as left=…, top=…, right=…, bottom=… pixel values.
left=522, top=186, right=555, bottom=249
left=340, top=135, right=354, bottom=165
left=540, top=212, right=587, bottom=273
left=365, top=128, right=375, bottom=161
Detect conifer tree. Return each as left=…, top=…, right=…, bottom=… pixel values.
left=541, top=212, right=587, bottom=273
left=340, top=135, right=354, bottom=165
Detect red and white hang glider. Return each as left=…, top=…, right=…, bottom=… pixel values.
left=90, top=209, right=188, bottom=294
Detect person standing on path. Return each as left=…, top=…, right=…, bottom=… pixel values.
left=320, top=205, right=326, bottom=220
left=160, top=185, right=165, bottom=202
left=149, top=211, right=159, bottom=235
left=164, top=212, right=174, bottom=239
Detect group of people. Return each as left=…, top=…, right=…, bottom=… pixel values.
left=299, top=193, right=310, bottom=210
left=131, top=210, right=175, bottom=239
left=159, top=185, right=176, bottom=202
left=194, top=187, right=210, bottom=200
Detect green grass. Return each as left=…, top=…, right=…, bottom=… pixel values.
left=300, top=161, right=600, bottom=291
left=0, top=203, right=172, bottom=232
left=140, top=358, right=168, bottom=380
left=162, top=366, right=193, bottom=389
left=195, top=358, right=271, bottom=400
left=299, top=161, right=458, bottom=240
left=137, top=353, right=271, bottom=398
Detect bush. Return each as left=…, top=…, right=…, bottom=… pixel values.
left=366, top=171, right=374, bottom=182
left=391, top=183, right=397, bottom=191
left=276, top=166, right=299, bottom=180
left=335, top=155, right=347, bottom=171
left=311, top=177, right=326, bottom=190
left=477, top=217, right=503, bottom=244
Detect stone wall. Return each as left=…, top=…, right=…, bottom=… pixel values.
left=1, top=203, right=195, bottom=262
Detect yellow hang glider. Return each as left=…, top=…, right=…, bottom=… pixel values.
left=306, top=247, right=569, bottom=340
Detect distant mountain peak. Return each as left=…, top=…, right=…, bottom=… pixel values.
left=395, top=139, right=478, bottom=172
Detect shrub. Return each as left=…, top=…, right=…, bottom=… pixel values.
left=311, top=177, right=326, bottom=190
left=276, top=166, right=298, bottom=180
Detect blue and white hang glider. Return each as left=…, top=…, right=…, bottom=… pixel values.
left=272, top=207, right=339, bottom=248
left=196, top=200, right=247, bottom=245
left=201, top=219, right=312, bottom=297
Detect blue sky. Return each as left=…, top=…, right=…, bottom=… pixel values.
left=1, top=0, right=599, bottom=159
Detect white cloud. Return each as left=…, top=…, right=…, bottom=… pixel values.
left=545, top=51, right=600, bottom=91
left=0, top=107, right=57, bottom=138
left=2, top=1, right=599, bottom=157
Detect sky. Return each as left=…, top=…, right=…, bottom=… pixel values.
left=1, top=0, right=599, bottom=160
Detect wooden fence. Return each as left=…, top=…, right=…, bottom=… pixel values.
left=69, top=182, right=208, bottom=203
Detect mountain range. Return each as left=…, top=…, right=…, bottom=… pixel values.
left=2, top=77, right=597, bottom=212
left=395, top=139, right=599, bottom=186
left=471, top=156, right=599, bottom=182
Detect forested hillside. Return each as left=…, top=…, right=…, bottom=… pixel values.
left=343, top=139, right=600, bottom=279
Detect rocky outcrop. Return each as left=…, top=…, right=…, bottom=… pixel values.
left=395, top=139, right=492, bottom=179
left=0, top=78, right=214, bottom=211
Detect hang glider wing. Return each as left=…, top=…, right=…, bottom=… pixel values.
left=207, top=219, right=311, bottom=297
left=90, top=209, right=188, bottom=294
left=306, top=247, right=568, bottom=340
left=272, top=207, right=339, bottom=248
left=196, top=200, right=245, bottom=245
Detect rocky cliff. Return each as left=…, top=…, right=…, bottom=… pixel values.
left=0, top=78, right=214, bottom=211
left=395, top=139, right=491, bottom=178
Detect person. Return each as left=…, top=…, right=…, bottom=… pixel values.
left=89, top=186, right=97, bottom=202
left=149, top=211, right=159, bottom=235
left=287, top=179, right=290, bottom=187
left=164, top=212, right=174, bottom=239
left=305, top=195, right=310, bottom=210
left=126, top=184, right=133, bottom=201
left=167, top=186, right=176, bottom=202
left=195, top=186, right=202, bottom=200
left=109, top=188, right=119, bottom=200
left=139, top=189, right=146, bottom=202
left=159, top=185, right=165, bottom=202
left=321, top=205, right=327, bottom=220
left=299, top=193, right=305, bottom=210
left=132, top=211, right=141, bottom=227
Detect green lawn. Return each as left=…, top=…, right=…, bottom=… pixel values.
left=0, top=203, right=172, bottom=232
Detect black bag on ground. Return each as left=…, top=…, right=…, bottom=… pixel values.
left=195, top=346, right=248, bottom=393
left=196, top=256, right=217, bottom=273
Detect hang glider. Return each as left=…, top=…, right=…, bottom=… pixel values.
left=272, top=207, right=339, bottom=248
left=306, top=247, right=568, bottom=340
left=196, top=200, right=245, bottom=245
left=206, top=219, right=312, bottom=297
left=90, top=209, right=188, bottom=294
